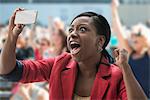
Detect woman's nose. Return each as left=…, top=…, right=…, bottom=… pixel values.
left=69, top=31, right=78, bottom=39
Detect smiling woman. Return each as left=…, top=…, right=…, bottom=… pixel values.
left=0, top=8, right=147, bottom=100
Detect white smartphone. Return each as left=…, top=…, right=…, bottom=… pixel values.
left=14, top=10, right=38, bottom=24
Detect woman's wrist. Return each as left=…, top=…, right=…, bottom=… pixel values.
left=119, top=62, right=132, bottom=75
left=8, top=32, right=19, bottom=42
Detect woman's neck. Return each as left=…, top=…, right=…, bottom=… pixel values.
left=132, top=48, right=147, bottom=59
left=78, top=53, right=102, bottom=78
left=134, top=48, right=146, bottom=55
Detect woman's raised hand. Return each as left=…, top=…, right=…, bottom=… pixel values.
left=113, top=48, right=129, bottom=68
left=8, top=8, right=25, bottom=37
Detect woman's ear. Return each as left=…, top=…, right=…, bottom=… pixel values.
left=98, top=35, right=106, bottom=48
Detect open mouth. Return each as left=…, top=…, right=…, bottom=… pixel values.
left=70, top=41, right=81, bottom=55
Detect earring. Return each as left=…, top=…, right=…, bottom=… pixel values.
left=98, top=46, right=103, bottom=52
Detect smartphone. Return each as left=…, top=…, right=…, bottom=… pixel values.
left=14, top=10, right=38, bottom=24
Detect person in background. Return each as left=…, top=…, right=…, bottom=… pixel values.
left=10, top=83, right=49, bottom=100
left=0, top=8, right=147, bottom=100
left=16, top=36, right=34, bottom=60
left=26, top=24, right=52, bottom=60
left=48, top=17, right=69, bottom=57
left=50, top=29, right=69, bottom=57
left=112, top=0, right=150, bottom=98
left=34, top=37, right=51, bottom=60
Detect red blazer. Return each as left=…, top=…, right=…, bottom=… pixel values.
left=20, top=52, right=127, bottom=100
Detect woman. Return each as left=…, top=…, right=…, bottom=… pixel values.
left=112, top=0, right=150, bottom=98
left=0, top=8, right=147, bottom=100
left=16, top=36, right=34, bottom=60
left=50, top=29, right=69, bottom=57
left=34, top=37, right=52, bottom=60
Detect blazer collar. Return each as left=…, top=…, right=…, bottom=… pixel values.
left=61, top=55, right=111, bottom=99
left=91, top=56, right=111, bottom=99
left=61, top=60, right=78, bottom=99
left=97, top=56, right=111, bottom=78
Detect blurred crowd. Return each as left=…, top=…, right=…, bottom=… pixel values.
left=0, top=0, right=150, bottom=99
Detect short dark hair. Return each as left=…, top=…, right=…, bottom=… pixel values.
left=71, top=12, right=113, bottom=63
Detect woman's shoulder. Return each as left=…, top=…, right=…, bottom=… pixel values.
left=110, top=64, right=123, bottom=79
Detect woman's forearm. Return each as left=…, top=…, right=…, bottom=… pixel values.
left=0, top=34, right=18, bottom=74
left=0, top=8, right=24, bottom=75
left=121, top=63, right=147, bottom=100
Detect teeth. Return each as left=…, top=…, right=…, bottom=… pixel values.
left=70, top=41, right=79, bottom=45
left=70, top=41, right=81, bottom=55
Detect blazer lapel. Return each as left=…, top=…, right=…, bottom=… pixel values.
left=61, top=60, right=78, bottom=100
left=91, top=76, right=110, bottom=99
left=60, top=54, right=111, bottom=99
left=91, top=56, right=111, bottom=99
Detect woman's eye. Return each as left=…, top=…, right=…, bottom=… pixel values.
left=68, top=28, right=74, bottom=33
left=79, top=27, right=87, bottom=32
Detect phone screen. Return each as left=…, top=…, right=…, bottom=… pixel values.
left=15, top=10, right=38, bottom=24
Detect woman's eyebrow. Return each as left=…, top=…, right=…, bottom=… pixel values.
left=71, top=23, right=88, bottom=28
left=78, top=23, right=88, bottom=27
left=70, top=25, right=74, bottom=28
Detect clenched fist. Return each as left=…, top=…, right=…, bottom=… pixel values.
left=113, top=49, right=129, bottom=68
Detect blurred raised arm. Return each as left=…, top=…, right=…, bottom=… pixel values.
left=112, top=0, right=132, bottom=54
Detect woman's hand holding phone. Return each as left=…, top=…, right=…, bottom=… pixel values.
left=8, top=8, right=37, bottom=38
left=8, top=8, right=25, bottom=38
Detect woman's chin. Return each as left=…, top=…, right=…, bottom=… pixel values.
left=70, top=48, right=82, bottom=61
